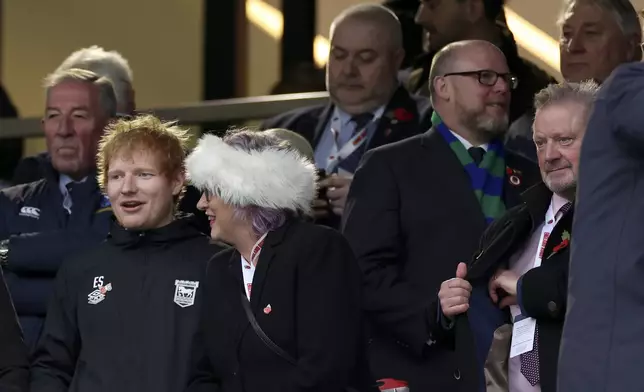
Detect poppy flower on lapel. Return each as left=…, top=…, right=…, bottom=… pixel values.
left=392, top=108, right=414, bottom=122
left=506, top=167, right=522, bottom=186
left=547, top=230, right=570, bottom=259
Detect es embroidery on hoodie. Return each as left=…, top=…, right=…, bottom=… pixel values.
left=88, top=276, right=112, bottom=305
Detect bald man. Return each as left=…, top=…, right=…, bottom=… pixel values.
left=343, top=40, right=539, bottom=391
left=262, top=4, right=431, bottom=230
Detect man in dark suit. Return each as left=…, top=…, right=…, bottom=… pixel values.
left=439, top=81, right=598, bottom=392
left=342, top=40, right=539, bottom=391
left=557, top=63, right=644, bottom=392
left=262, top=4, right=430, bottom=228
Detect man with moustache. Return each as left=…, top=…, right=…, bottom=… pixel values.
left=439, top=81, right=598, bottom=392
left=0, top=68, right=116, bottom=349
left=342, top=40, right=539, bottom=391
left=262, top=4, right=430, bottom=229
left=505, top=0, right=641, bottom=162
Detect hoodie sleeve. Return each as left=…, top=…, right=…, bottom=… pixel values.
left=7, top=228, right=108, bottom=274
left=30, top=259, right=81, bottom=392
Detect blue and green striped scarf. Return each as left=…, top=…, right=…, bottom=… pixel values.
left=432, top=112, right=506, bottom=224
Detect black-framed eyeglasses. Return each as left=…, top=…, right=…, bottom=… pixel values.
left=442, top=70, right=519, bottom=90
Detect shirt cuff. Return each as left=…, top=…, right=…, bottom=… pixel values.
left=436, top=300, right=455, bottom=331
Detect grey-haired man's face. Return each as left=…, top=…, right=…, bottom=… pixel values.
left=533, top=101, right=587, bottom=196
left=42, top=81, right=110, bottom=180
left=559, top=2, right=639, bottom=83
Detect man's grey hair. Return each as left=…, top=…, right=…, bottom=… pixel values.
left=558, top=0, right=642, bottom=39
left=533, top=80, right=599, bottom=118
left=330, top=3, right=403, bottom=49
left=55, top=46, right=133, bottom=110
left=43, top=68, right=117, bottom=118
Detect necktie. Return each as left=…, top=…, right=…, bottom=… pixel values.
left=520, top=329, right=540, bottom=386
left=520, top=201, right=572, bottom=386
left=468, top=147, right=486, bottom=166
left=559, top=202, right=572, bottom=216
left=63, top=182, right=77, bottom=214
left=337, top=113, right=374, bottom=173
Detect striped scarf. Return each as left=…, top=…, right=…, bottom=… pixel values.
left=432, top=112, right=506, bottom=224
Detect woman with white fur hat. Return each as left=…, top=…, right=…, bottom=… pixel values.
left=185, top=130, right=375, bottom=392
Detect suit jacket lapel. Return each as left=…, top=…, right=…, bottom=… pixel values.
left=369, top=86, right=423, bottom=149
left=421, top=128, right=487, bottom=230
left=467, top=182, right=552, bottom=281
left=503, top=154, right=537, bottom=208
left=225, top=250, right=252, bottom=342
left=227, top=250, right=243, bottom=284
left=542, top=207, right=574, bottom=262
left=312, top=104, right=334, bottom=147
left=248, top=221, right=291, bottom=312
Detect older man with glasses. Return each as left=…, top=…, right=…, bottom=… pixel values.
left=342, top=39, right=540, bottom=391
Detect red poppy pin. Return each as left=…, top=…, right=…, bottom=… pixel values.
left=547, top=230, right=570, bottom=259
left=393, top=108, right=414, bottom=122
left=506, top=167, right=522, bottom=186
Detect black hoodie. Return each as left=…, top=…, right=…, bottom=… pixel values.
left=30, top=215, right=225, bottom=392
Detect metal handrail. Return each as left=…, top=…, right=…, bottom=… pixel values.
left=0, top=91, right=330, bottom=139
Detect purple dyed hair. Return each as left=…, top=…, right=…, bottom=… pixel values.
left=223, top=129, right=297, bottom=237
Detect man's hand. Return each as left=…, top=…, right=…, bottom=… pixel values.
left=311, top=198, right=330, bottom=219
left=321, top=174, right=353, bottom=216
left=488, top=269, right=519, bottom=308
left=438, top=262, right=472, bottom=318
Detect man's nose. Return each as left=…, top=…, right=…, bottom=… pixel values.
left=544, top=142, right=562, bottom=161
left=340, top=57, right=359, bottom=77
left=565, top=35, right=585, bottom=53
left=121, top=174, right=137, bottom=194
left=414, top=4, right=424, bottom=25
left=492, top=75, right=511, bottom=94
left=56, top=115, right=75, bottom=136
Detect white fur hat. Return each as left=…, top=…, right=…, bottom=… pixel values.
left=186, top=134, right=317, bottom=213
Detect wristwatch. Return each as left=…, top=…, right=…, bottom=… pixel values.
left=0, top=239, right=9, bottom=267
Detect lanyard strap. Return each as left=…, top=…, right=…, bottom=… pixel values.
left=533, top=200, right=560, bottom=269
left=249, top=232, right=268, bottom=265
left=324, top=112, right=381, bottom=173
left=242, top=232, right=269, bottom=300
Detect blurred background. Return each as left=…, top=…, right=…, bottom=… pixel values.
left=1, top=0, right=642, bottom=156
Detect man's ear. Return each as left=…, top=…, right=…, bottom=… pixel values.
left=172, top=170, right=186, bottom=197
left=393, top=48, right=406, bottom=70
left=432, top=76, right=451, bottom=102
